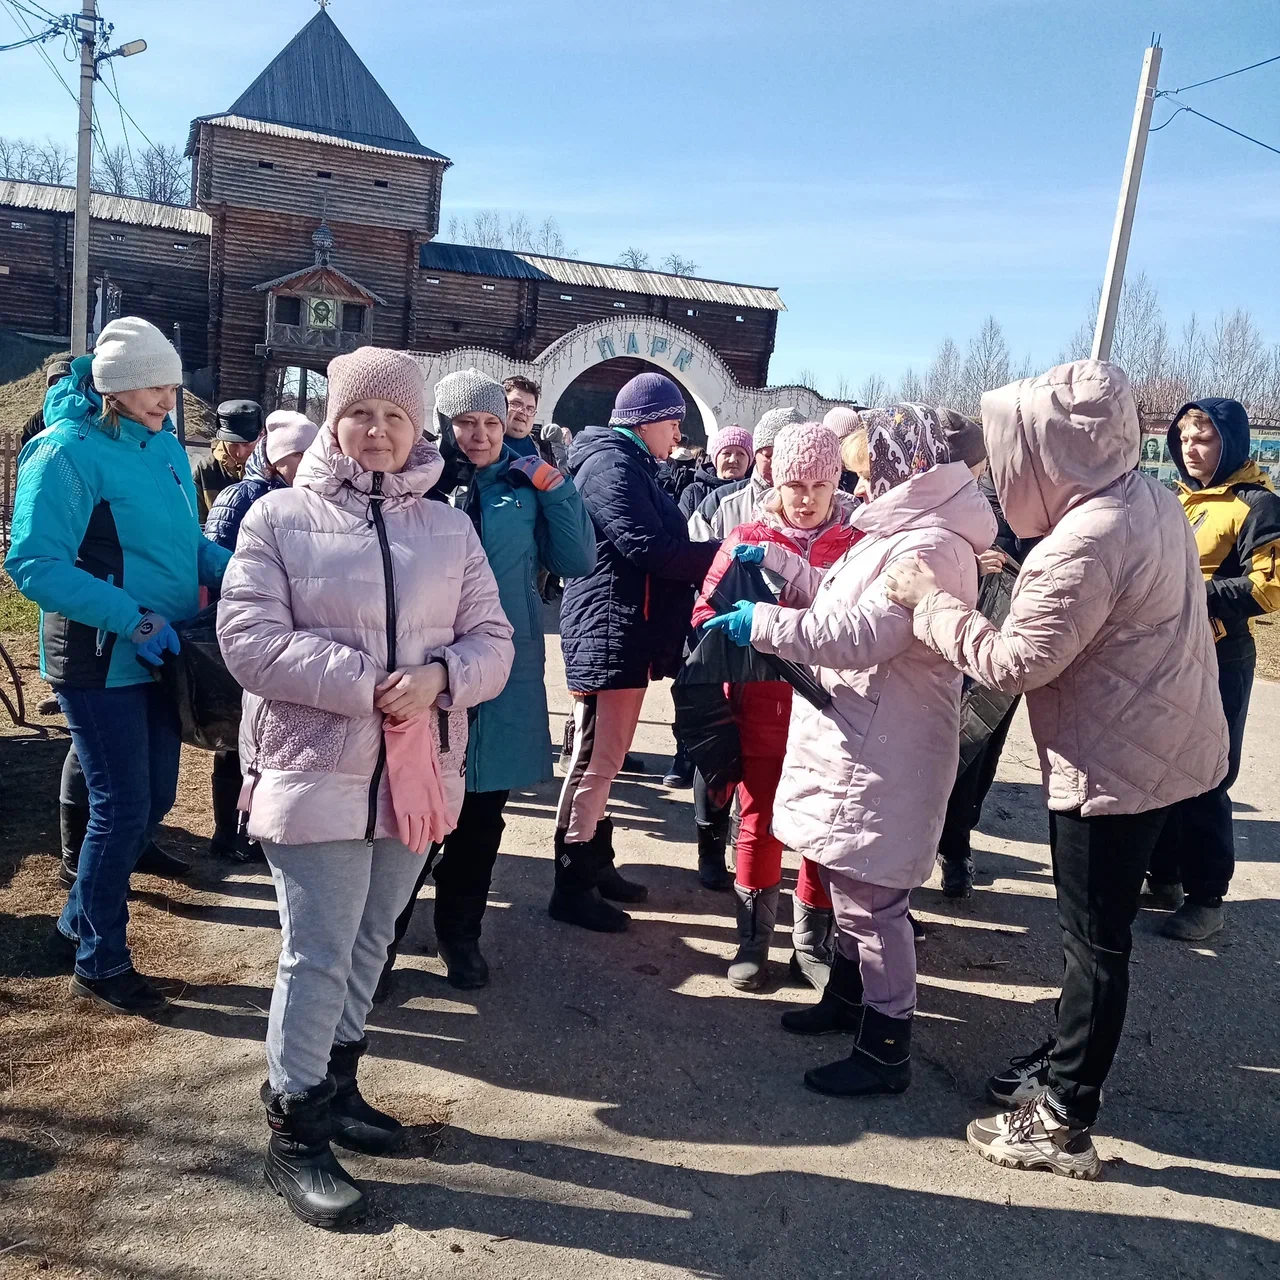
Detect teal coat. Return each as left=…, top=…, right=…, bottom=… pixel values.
left=464, top=452, right=595, bottom=792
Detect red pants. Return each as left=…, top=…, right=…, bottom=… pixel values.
left=734, top=750, right=830, bottom=909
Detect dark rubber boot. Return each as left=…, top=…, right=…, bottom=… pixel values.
left=804, top=1006, right=913, bottom=1097
left=782, top=950, right=863, bottom=1035
left=134, top=842, right=191, bottom=880
left=594, top=817, right=648, bottom=903
left=328, top=1037, right=403, bottom=1156
left=696, top=816, right=733, bottom=891
left=211, top=775, right=264, bottom=863
left=789, top=899, right=834, bottom=990
left=59, top=802, right=88, bottom=890
left=434, top=892, right=490, bottom=989
left=939, top=853, right=974, bottom=899
left=548, top=829, right=629, bottom=933
left=727, top=882, right=779, bottom=990
left=663, top=747, right=694, bottom=789
left=262, top=1078, right=365, bottom=1228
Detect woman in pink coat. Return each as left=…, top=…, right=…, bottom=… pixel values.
left=886, top=359, right=1228, bottom=1180
left=705, top=404, right=996, bottom=1099
left=217, top=348, right=514, bottom=1229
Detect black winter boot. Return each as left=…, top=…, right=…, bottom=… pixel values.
left=59, top=802, right=88, bottom=890
left=938, top=852, right=974, bottom=899
left=548, top=829, right=629, bottom=933
left=261, top=1078, right=365, bottom=1228
left=696, top=816, right=733, bottom=891
left=135, top=842, right=191, bottom=881
left=782, top=950, right=863, bottom=1035
left=789, top=899, right=834, bottom=990
left=594, top=817, right=648, bottom=903
left=434, top=892, right=490, bottom=989
left=328, top=1037, right=403, bottom=1155
left=727, top=882, right=779, bottom=990
left=804, top=1006, right=912, bottom=1097
left=211, top=775, right=264, bottom=863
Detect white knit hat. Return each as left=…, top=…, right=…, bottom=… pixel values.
left=752, top=406, right=804, bottom=450
left=91, top=317, right=182, bottom=393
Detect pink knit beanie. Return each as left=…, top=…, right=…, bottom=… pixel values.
left=325, top=347, right=427, bottom=435
left=707, top=423, right=753, bottom=463
left=822, top=406, right=863, bottom=440
left=772, top=422, right=841, bottom=486
left=264, top=409, right=319, bottom=463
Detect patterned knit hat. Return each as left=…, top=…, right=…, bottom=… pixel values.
left=862, top=403, right=951, bottom=498
left=752, top=406, right=804, bottom=450
left=434, top=367, right=508, bottom=426
left=325, top=347, right=427, bottom=435
left=936, top=407, right=986, bottom=468
left=610, top=372, right=687, bottom=426
left=707, top=424, right=753, bottom=464
left=772, top=422, right=841, bottom=487
left=821, top=406, right=863, bottom=441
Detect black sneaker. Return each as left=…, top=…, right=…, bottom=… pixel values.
left=70, top=968, right=169, bottom=1016
left=987, top=1038, right=1054, bottom=1107
left=938, top=854, right=974, bottom=899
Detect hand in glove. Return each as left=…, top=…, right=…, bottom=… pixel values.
left=131, top=611, right=180, bottom=666
left=507, top=455, right=565, bottom=491
left=702, top=599, right=756, bottom=647
left=383, top=713, right=457, bottom=855
left=730, top=543, right=765, bottom=565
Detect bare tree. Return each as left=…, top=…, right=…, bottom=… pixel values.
left=446, top=209, right=578, bottom=257
left=34, top=138, right=74, bottom=184
left=131, top=143, right=188, bottom=204
left=93, top=143, right=133, bottom=195
left=924, top=337, right=963, bottom=409
left=1207, top=309, right=1269, bottom=407
left=1, top=135, right=75, bottom=184
left=0, top=134, right=37, bottom=180
left=531, top=216, right=573, bottom=257
left=662, top=253, right=698, bottom=277
left=791, top=367, right=821, bottom=392
left=617, top=247, right=651, bottom=270
left=896, top=367, right=924, bottom=403
left=447, top=209, right=506, bottom=248
left=858, top=372, right=888, bottom=407
left=832, top=374, right=853, bottom=401
left=961, top=316, right=1011, bottom=414
left=1262, top=345, right=1280, bottom=421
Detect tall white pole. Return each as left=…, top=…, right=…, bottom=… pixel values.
left=1092, top=45, right=1162, bottom=362
left=70, top=0, right=96, bottom=357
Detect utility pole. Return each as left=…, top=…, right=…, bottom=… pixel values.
left=1092, top=43, right=1162, bottom=362
left=70, top=0, right=97, bottom=357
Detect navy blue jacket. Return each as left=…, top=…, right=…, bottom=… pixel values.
left=560, top=427, right=719, bottom=691
left=204, top=436, right=281, bottom=552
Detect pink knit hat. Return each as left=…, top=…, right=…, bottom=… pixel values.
left=324, top=347, right=427, bottom=435
left=772, top=422, right=841, bottom=486
left=707, top=423, right=753, bottom=463
left=822, top=406, right=863, bottom=440
left=264, top=409, right=319, bottom=463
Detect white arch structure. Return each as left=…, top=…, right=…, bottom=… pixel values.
left=409, top=316, right=834, bottom=436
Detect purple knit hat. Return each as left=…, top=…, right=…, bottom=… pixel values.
left=609, top=372, right=687, bottom=427
left=772, top=422, right=841, bottom=487
left=325, top=346, right=427, bottom=436
left=707, top=423, right=753, bottom=463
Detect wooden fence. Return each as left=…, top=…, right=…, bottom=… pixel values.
left=0, top=432, right=18, bottom=554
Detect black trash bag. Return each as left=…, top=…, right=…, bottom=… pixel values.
left=155, top=606, right=242, bottom=752
left=957, top=565, right=1018, bottom=772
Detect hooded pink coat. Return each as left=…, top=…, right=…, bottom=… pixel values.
left=216, top=429, right=515, bottom=846
left=912, top=360, right=1228, bottom=816
left=749, top=462, right=997, bottom=889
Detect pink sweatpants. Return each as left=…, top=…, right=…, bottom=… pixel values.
left=819, top=865, right=916, bottom=1019
left=555, top=688, right=647, bottom=843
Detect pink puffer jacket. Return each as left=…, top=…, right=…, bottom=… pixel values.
left=913, top=360, right=1228, bottom=816
left=750, top=462, right=997, bottom=889
left=216, top=430, right=515, bottom=846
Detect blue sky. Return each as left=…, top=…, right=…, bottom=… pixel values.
left=2, top=0, right=1277, bottom=391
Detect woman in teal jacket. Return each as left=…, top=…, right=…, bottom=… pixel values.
left=381, top=369, right=595, bottom=993
left=5, top=318, right=230, bottom=1015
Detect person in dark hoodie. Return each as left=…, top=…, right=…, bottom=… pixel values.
left=1147, top=397, right=1280, bottom=941
left=555, top=373, right=720, bottom=931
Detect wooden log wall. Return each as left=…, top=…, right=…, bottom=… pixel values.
left=0, top=208, right=66, bottom=335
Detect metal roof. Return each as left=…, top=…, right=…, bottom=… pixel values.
left=188, top=114, right=446, bottom=164
left=0, top=180, right=211, bottom=235
left=418, top=243, right=785, bottom=311
left=199, top=10, right=447, bottom=163
left=253, top=263, right=386, bottom=305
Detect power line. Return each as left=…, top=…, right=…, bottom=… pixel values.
left=1154, top=94, right=1280, bottom=157
left=1164, top=52, right=1280, bottom=95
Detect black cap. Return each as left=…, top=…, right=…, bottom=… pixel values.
left=215, top=399, right=264, bottom=442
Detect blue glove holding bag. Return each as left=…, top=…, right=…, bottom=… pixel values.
left=702, top=600, right=756, bottom=647
left=730, top=543, right=765, bottom=565
left=131, top=610, right=181, bottom=666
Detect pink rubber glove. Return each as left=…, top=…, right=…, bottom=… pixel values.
left=383, top=713, right=457, bottom=854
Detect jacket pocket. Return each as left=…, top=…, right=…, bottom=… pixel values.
left=257, top=701, right=349, bottom=772
left=434, top=707, right=469, bottom=779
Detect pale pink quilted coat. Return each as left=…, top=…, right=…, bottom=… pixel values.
left=913, top=360, right=1228, bottom=816
left=216, top=429, right=514, bottom=846
left=750, top=462, right=997, bottom=889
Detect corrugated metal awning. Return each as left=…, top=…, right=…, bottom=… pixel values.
left=0, top=180, right=211, bottom=236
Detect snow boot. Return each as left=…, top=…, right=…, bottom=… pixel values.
left=434, top=892, right=490, bottom=989
left=804, top=1006, right=912, bottom=1097
left=548, top=828, right=629, bottom=933
left=663, top=747, right=694, bottom=789
left=789, top=898, right=834, bottom=990
left=261, top=1078, right=365, bottom=1229
left=727, top=882, right=779, bottom=990
left=135, top=842, right=190, bottom=880
left=58, top=802, right=89, bottom=890
left=328, top=1037, right=403, bottom=1155
left=696, top=813, right=733, bottom=891
left=211, top=775, right=264, bottom=863
left=594, top=817, right=648, bottom=903
left=938, top=852, right=974, bottom=899
left=782, top=949, right=863, bottom=1035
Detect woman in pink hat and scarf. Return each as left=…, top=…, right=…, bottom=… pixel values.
left=217, top=347, right=513, bottom=1229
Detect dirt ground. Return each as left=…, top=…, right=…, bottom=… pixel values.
left=1, top=611, right=1278, bottom=1279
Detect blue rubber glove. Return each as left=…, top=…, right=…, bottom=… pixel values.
left=702, top=600, right=756, bottom=647
left=131, top=611, right=181, bottom=666
left=731, top=543, right=765, bottom=565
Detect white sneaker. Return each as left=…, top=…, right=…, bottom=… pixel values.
left=967, top=1097, right=1102, bottom=1180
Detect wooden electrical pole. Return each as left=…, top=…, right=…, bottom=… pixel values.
left=70, top=0, right=97, bottom=357
left=1092, top=44, right=1162, bottom=362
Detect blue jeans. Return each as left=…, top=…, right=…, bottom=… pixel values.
left=55, top=682, right=182, bottom=980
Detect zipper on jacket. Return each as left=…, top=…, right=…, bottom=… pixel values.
left=95, top=574, right=114, bottom=656
left=366, top=475, right=398, bottom=845
left=438, top=710, right=449, bottom=754
left=167, top=463, right=196, bottom=519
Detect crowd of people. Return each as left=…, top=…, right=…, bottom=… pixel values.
left=6, top=315, right=1278, bottom=1228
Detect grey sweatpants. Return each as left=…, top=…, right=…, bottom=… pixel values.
left=263, top=837, right=424, bottom=1095
left=819, top=865, right=916, bottom=1020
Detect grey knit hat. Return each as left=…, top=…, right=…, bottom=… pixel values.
left=752, top=405, right=804, bottom=450
left=91, top=316, right=182, bottom=393
left=434, top=368, right=507, bottom=427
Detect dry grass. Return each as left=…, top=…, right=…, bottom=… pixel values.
left=1255, top=616, right=1280, bottom=682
